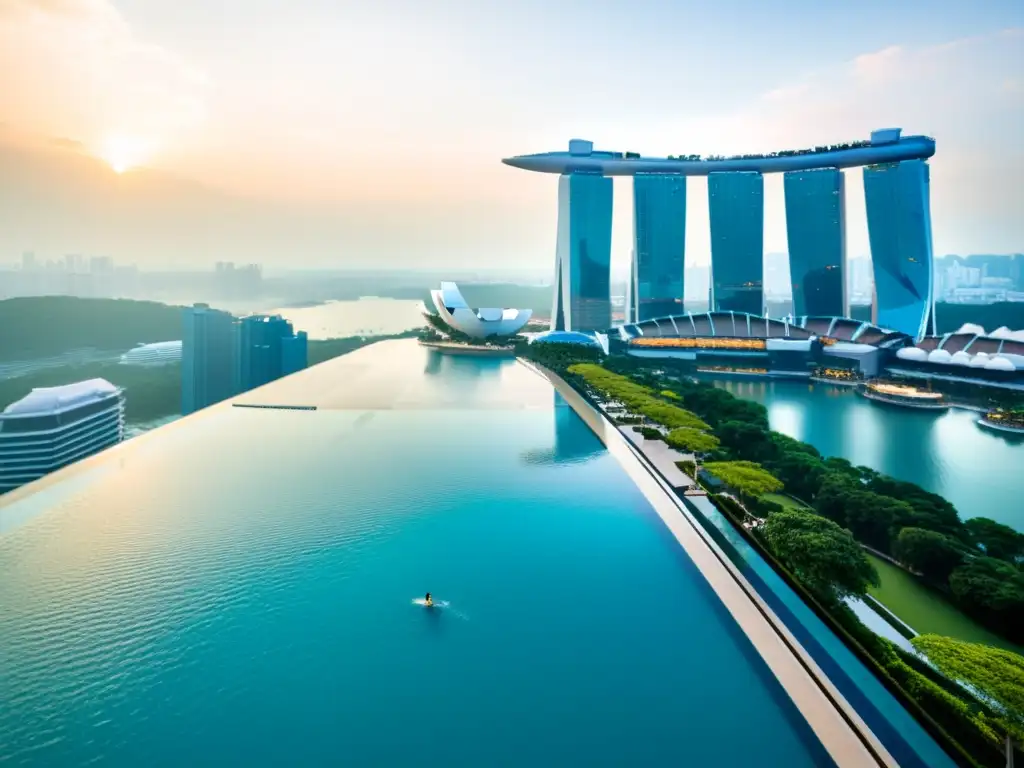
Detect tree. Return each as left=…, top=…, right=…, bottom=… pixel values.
left=949, top=558, right=1024, bottom=642
left=911, top=635, right=1024, bottom=744
left=702, top=460, right=784, bottom=497
left=893, top=528, right=965, bottom=582
left=767, top=450, right=827, bottom=502
left=715, top=420, right=777, bottom=463
left=762, top=509, right=880, bottom=600
left=966, top=517, right=1024, bottom=563
left=664, top=427, right=720, bottom=454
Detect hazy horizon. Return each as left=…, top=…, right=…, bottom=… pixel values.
left=1, top=1, right=1021, bottom=273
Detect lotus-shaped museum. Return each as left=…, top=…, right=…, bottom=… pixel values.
left=428, top=281, right=532, bottom=338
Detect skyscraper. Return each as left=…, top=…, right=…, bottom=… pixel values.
left=182, top=304, right=240, bottom=415
left=863, top=160, right=935, bottom=340
left=708, top=172, right=764, bottom=315
left=238, top=315, right=308, bottom=391
left=630, top=174, right=686, bottom=322
left=784, top=168, right=847, bottom=318
left=552, top=172, right=613, bottom=332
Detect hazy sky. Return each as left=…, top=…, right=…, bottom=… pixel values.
left=0, top=0, right=1022, bottom=271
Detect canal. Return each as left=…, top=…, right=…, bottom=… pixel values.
left=704, top=377, right=1024, bottom=533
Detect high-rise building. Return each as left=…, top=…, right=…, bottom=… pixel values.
left=629, top=174, right=686, bottom=323
left=182, top=304, right=240, bottom=415
left=0, top=379, right=124, bottom=494
left=708, top=172, right=764, bottom=315
left=863, top=160, right=935, bottom=339
left=238, top=315, right=308, bottom=391
left=784, top=168, right=847, bottom=317
left=552, top=171, right=613, bottom=332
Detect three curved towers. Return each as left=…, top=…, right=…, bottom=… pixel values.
left=503, top=129, right=937, bottom=340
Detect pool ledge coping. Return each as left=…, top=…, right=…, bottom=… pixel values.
left=521, top=359, right=898, bottom=768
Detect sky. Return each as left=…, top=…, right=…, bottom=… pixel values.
left=0, top=0, right=1022, bottom=272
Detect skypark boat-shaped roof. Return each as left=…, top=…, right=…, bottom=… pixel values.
left=503, top=130, right=935, bottom=176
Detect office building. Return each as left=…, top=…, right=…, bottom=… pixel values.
left=552, top=167, right=614, bottom=332
left=629, top=174, right=686, bottom=322
left=863, top=160, right=935, bottom=339
left=238, top=315, right=309, bottom=391
left=182, top=304, right=240, bottom=415
left=784, top=168, right=847, bottom=318
left=0, top=379, right=124, bottom=494
left=708, top=172, right=764, bottom=315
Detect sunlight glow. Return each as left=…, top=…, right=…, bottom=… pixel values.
left=101, top=135, right=153, bottom=174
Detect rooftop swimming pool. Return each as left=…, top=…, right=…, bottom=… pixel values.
left=2, top=342, right=855, bottom=766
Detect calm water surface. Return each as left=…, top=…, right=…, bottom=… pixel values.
left=0, top=347, right=831, bottom=767
left=706, top=377, right=1024, bottom=532
left=268, top=297, right=425, bottom=338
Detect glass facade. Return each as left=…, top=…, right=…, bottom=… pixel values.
left=239, top=315, right=308, bottom=392
left=553, top=172, right=613, bottom=332
left=708, top=172, right=764, bottom=315
left=863, top=160, right=935, bottom=340
left=784, top=168, right=847, bottom=318
left=182, top=304, right=240, bottom=415
left=630, top=174, right=686, bottom=322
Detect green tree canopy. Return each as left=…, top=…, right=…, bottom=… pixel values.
left=949, top=558, right=1024, bottom=643
left=664, top=427, right=720, bottom=454
left=966, top=517, right=1024, bottom=563
left=893, top=528, right=966, bottom=582
left=762, top=508, right=879, bottom=600
left=911, top=635, right=1024, bottom=740
left=702, top=461, right=784, bottom=497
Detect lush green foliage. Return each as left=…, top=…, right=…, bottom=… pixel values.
left=948, top=558, right=1024, bottom=643
left=637, top=426, right=664, bottom=441
left=0, top=297, right=186, bottom=362
left=702, top=461, right=784, bottom=496
left=675, top=459, right=697, bottom=478
left=660, top=389, right=681, bottom=400
left=893, top=528, right=966, bottom=582
left=967, top=517, right=1024, bottom=563
left=912, top=635, right=1024, bottom=740
left=664, top=427, right=720, bottom=454
left=762, top=509, right=879, bottom=600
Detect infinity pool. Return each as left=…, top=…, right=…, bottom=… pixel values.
left=0, top=343, right=835, bottom=766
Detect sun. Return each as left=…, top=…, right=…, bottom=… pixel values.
left=100, top=135, right=152, bottom=175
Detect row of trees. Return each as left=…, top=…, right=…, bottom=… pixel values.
left=597, top=356, right=1024, bottom=646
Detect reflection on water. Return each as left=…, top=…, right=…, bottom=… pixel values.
left=706, top=377, right=1024, bottom=531
left=521, top=392, right=605, bottom=466
left=267, top=298, right=426, bottom=339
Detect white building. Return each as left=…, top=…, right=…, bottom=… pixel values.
left=120, top=340, right=182, bottom=366
left=429, top=282, right=532, bottom=338
left=0, top=379, right=125, bottom=494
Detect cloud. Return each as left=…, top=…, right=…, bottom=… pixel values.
left=0, top=0, right=208, bottom=157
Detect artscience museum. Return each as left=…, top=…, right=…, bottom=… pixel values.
left=428, top=281, right=532, bottom=338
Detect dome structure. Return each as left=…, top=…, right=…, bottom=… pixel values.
left=896, top=347, right=928, bottom=362
left=927, top=349, right=952, bottom=364
left=120, top=340, right=182, bottom=366
left=949, top=351, right=972, bottom=366
left=984, top=356, right=1016, bottom=372
left=429, top=282, right=532, bottom=339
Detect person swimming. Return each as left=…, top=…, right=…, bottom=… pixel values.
left=424, top=592, right=433, bottom=607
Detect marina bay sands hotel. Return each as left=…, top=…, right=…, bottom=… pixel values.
left=502, top=128, right=936, bottom=341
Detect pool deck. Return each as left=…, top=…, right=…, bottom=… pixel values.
left=523, top=360, right=898, bottom=768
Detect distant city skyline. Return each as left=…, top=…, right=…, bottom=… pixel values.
left=0, top=2, right=1021, bottom=270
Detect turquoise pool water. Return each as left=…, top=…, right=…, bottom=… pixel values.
left=0, top=346, right=833, bottom=766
